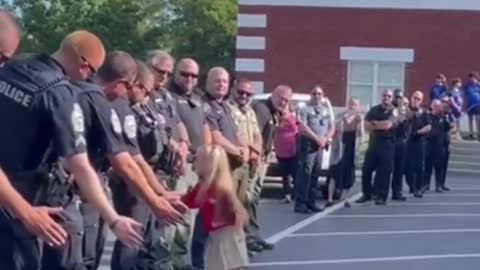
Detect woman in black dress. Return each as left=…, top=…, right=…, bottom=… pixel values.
left=326, top=97, right=364, bottom=208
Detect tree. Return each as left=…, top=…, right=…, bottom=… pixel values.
left=9, top=0, right=174, bottom=57
left=167, top=0, right=237, bottom=73
left=7, top=0, right=237, bottom=71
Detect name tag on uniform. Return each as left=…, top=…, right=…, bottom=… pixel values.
left=178, top=100, right=188, bottom=104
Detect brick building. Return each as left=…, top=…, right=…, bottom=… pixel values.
left=235, top=0, right=480, bottom=108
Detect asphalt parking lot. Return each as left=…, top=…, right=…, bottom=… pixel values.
left=249, top=174, right=480, bottom=270
left=100, top=173, right=480, bottom=270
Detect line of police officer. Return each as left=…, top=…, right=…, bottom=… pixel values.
left=357, top=89, right=452, bottom=205
left=0, top=13, right=216, bottom=269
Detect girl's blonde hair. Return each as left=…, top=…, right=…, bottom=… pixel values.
left=194, top=145, right=246, bottom=221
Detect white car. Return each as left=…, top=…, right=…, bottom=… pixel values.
left=252, top=93, right=334, bottom=181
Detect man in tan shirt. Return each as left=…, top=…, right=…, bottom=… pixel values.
left=228, top=78, right=274, bottom=256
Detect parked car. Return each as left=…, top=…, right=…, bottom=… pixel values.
left=252, top=93, right=334, bottom=182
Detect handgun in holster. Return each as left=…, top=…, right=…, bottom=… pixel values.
left=33, top=163, right=74, bottom=209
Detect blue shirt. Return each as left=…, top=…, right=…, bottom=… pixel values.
left=430, top=84, right=447, bottom=101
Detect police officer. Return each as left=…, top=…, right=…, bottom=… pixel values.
left=404, top=91, right=431, bottom=198
left=169, top=58, right=210, bottom=270
left=0, top=9, right=69, bottom=249
left=391, top=90, right=408, bottom=201
left=440, top=97, right=452, bottom=191
left=0, top=31, right=143, bottom=270
left=424, top=100, right=452, bottom=193
left=93, top=53, right=186, bottom=270
left=357, top=89, right=397, bottom=205
left=60, top=60, right=182, bottom=270
left=228, top=78, right=274, bottom=255
left=295, top=85, right=335, bottom=212
left=146, top=52, right=194, bottom=270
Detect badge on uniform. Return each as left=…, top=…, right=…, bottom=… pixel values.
left=71, top=103, right=85, bottom=133
left=124, top=115, right=137, bottom=139
left=111, top=110, right=122, bottom=134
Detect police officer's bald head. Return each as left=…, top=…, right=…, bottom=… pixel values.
left=174, top=58, right=199, bottom=93
left=0, top=9, right=20, bottom=67
left=431, top=99, right=443, bottom=114
left=206, top=66, right=229, bottom=99
left=271, top=85, right=293, bottom=112
left=54, top=30, right=105, bottom=80
left=97, top=51, right=138, bottom=99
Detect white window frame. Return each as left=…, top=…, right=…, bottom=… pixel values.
left=346, top=61, right=405, bottom=108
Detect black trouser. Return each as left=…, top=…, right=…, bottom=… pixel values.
left=295, top=147, right=321, bottom=206
left=42, top=196, right=86, bottom=270
left=361, top=138, right=395, bottom=201
left=111, top=201, right=166, bottom=270
left=424, top=140, right=447, bottom=188
left=191, top=214, right=208, bottom=269
left=391, top=139, right=407, bottom=197
left=277, top=156, right=297, bottom=196
left=80, top=202, right=107, bottom=270
left=441, top=143, right=450, bottom=187
left=405, top=139, right=426, bottom=193
left=0, top=211, right=41, bottom=270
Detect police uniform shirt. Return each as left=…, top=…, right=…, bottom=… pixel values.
left=169, top=82, right=206, bottom=153
left=408, top=107, right=430, bottom=140
left=365, top=104, right=397, bottom=139
left=228, top=99, right=260, bottom=144
left=428, top=113, right=451, bottom=143
left=110, top=97, right=141, bottom=156
left=150, top=89, right=181, bottom=140
left=0, top=54, right=86, bottom=174
left=74, top=80, right=127, bottom=170
left=297, top=101, right=333, bottom=138
left=251, top=99, right=278, bottom=157
left=204, top=93, right=240, bottom=145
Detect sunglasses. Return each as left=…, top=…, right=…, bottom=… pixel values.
left=179, top=71, right=199, bottom=79
left=312, top=92, right=323, bottom=96
left=237, top=89, right=253, bottom=97
left=383, top=94, right=392, bottom=98
left=81, top=56, right=96, bottom=75
left=152, top=66, right=172, bottom=77
left=413, top=96, right=422, bottom=101
left=135, top=82, right=150, bottom=93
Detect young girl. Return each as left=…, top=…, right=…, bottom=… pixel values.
left=183, top=145, right=249, bottom=270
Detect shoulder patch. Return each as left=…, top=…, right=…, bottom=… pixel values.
left=203, top=103, right=211, bottom=114
left=392, top=108, right=399, bottom=117
left=124, top=115, right=137, bottom=139
left=72, top=103, right=85, bottom=133
left=111, top=110, right=122, bottom=134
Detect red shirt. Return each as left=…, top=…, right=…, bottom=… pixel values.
left=182, top=184, right=236, bottom=232
left=274, top=114, right=298, bottom=158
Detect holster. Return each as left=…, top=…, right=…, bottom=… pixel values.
left=33, top=163, right=74, bottom=209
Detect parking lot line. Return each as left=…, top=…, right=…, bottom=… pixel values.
left=425, top=193, right=480, bottom=197
left=288, top=228, right=480, bottom=237
left=248, top=253, right=480, bottom=267
left=384, top=202, right=480, bottom=206
left=327, top=213, right=480, bottom=218
left=265, top=192, right=363, bottom=244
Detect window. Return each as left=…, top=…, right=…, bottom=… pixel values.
left=347, top=61, right=405, bottom=108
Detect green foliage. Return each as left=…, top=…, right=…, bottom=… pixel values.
left=168, top=0, right=237, bottom=72
left=6, top=0, right=237, bottom=70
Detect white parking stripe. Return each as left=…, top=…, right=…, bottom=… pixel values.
left=288, top=228, right=480, bottom=237
left=265, top=193, right=363, bottom=243
left=386, top=202, right=480, bottom=206
left=248, top=253, right=480, bottom=267
left=327, top=213, right=480, bottom=218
